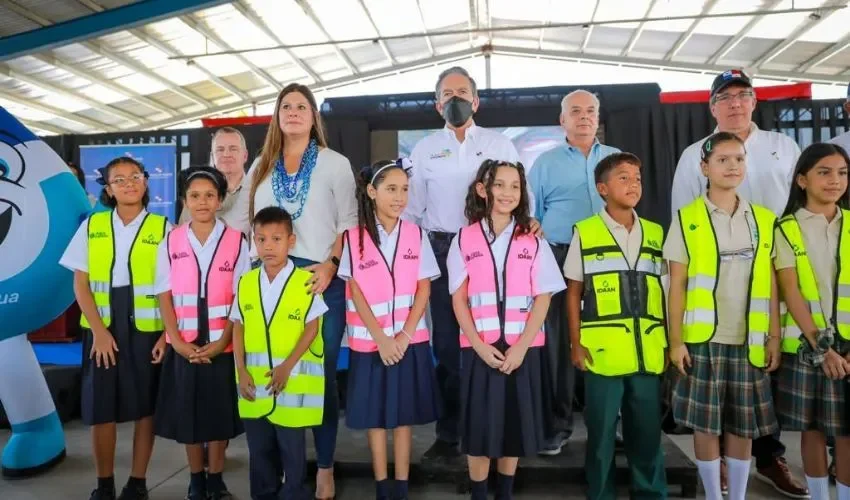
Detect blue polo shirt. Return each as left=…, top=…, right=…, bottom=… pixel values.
left=528, top=140, right=620, bottom=245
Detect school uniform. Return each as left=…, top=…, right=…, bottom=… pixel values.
left=774, top=208, right=850, bottom=438
left=564, top=209, right=668, bottom=500
left=153, top=219, right=249, bottom=444
left=664, top=195, right=779, bottom=439
left=447, top=218, right=564, bottom=458
left=339, top=220, right=442, bottom=430
left=230, top=261, right=329, bottom=500
left=60, top=209, right=171, bottom=426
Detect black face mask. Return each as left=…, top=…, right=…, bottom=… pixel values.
left=441, top=96, right=474, bottom=128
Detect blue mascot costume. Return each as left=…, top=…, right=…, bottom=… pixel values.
left=0, top=106, right=91, bottom=477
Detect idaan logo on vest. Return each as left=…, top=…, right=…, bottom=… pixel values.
left=90, top=231, right=109, bottom=239
left=402, top=248, right=418, bottom=260
left=596, top=280, right=616, bottom=294
left=171, top=251, right=190, bottom=260
left=288, top=308, right=302, bottom=321
left=141, top=233, right=159, bottom=245
left=517, top=248, right=533, bottom=261
left=219, top=260, right=234, bottom=272
left=465, top=250, right=484, bottom=262
left=358, top=259, right=379, bottom=270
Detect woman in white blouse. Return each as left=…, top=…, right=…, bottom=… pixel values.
left=247, top=83, right=357, bottom=499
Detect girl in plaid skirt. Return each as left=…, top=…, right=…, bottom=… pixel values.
left=774, top=142, right=850, bottom=500
left=664, top=132, right=782, bottom=500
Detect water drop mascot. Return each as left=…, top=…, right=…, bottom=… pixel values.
left=0, top=106, right=91, bottom=477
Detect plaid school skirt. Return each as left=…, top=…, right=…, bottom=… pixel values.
left=672, top=342, right=778, bottom=438
left=775, top=338, right=850, bottom=437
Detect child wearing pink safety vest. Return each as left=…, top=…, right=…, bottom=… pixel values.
left=339, top=159, right=441, bottom=500
left=448, top=159, right=565, bottom=500
left=153, top=167, right=250, bottom=500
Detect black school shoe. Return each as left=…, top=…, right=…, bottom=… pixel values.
left=207, top=490, right=234, bottom=500
left=117, top=484, right=149, bottom=500
left=89, top=488, right=116, bottom=500
left=185, top=485, right=207, bottom=500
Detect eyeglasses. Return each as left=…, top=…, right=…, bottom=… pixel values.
left=713, top=90, right=755, bottom=104
left=109, top=173, right=146, bottom=186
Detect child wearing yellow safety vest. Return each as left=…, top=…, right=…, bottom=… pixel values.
left=564, top=152, right=667, bottom=500
left=230, top=206, right=328, bottom=500
left=666, top=132, right=782, bottom=500
left=60, top=157, right=171, bottom=500
left=773, top=142, right=850, bottom=500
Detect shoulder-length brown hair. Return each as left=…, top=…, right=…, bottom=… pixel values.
left=249, top=83, right=328, bottom=221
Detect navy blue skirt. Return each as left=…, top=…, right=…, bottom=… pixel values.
left=154, top=298, right=243, bottom=444
left=81, top=286, right=162, bottom=426
left=459, top=339, right=550, bottom=458
left=345, top=342, right=441, bottom=430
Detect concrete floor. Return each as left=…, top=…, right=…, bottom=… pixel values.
left=0, top=420, right=833, bottom=499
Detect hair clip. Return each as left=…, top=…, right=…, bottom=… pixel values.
left=95, top=166, right=109, bottom=186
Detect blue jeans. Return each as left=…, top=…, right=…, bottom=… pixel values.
left=290, top=256, right=346, bottom=469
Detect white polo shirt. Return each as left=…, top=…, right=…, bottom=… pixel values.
left=829, top=129, right=850, bottom=155
left=404, top=123, right=525, bottom=233
left=670, top=122, right=801, bottom=217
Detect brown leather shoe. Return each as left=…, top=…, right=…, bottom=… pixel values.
left=720, top=457, right=729, bottom=496
left=756, top=457, right=810, bottom=499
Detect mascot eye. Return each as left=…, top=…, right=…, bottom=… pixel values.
left=0, top=142, right=24, bottom=185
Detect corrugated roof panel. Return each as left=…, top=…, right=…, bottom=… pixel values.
left=98, top=31, right=149, bottom=52
left=799, top=7, right=850, bottom=43
left=721, top=38, right=777, bottom=65
left=270, top=66, right=312, bottom=86
left=585, top=26, right=632, bottom=52
left=0, top=5, right=42, bottom=37
left=248, top=0, right=331, bottom=58
left=15, top=0, right=91, bottom=23
left=631, top=30, right=690, bottom=57
left=88, top=0, right=141, bottom=9
left=540, top=26, right=589, bottom=48
left=304, top=0, right=377, bottom=42
left=675, top=33, right=728, bottom=59
left=185, top=79, right=232, bottom=101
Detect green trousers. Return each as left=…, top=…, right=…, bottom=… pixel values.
left=584, top=372, right=667, bottom=500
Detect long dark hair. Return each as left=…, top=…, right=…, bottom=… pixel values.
left=98, top=156, right=150, bottom=208
left=464, top=159, right=532, bottom=240
left=179, top=166, right=228, bottom=201
left=355, top=159, right=408, bottom=258
left=781, top=142, right=850, bottom=217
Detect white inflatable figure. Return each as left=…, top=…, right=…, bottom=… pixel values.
left=0, top=107, right=90, bottom=477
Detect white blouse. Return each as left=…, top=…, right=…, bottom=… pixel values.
left=338, top=221, right=441, bottom=282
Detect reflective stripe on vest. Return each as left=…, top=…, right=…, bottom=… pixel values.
left=344, top=222, right=430, bottom=353
left=168, top=224, right=242, bottom=352
left=679, top=197, right=775, bottom=368
left=575, top=214, right=667, bottom=376
left=237, top=267, right=325, bottom=428
left=457, top=221, right=545, bottom=348
left=81, top=210, right=166, bottom=332
left=777, top=212, right=850, bottom=353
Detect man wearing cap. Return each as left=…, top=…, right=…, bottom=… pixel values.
left=829, top=84, right=850, bottom=154
left=670, top=69, right=807, bottom=498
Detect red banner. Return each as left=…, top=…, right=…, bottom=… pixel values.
left=660, top=82, right=812, bottom=104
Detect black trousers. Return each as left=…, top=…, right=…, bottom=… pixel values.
left=543, top=243, right=575, bottom=438
left=430, top=231, right=462, bottom=445
left=243, top=419, right=309, bottom=500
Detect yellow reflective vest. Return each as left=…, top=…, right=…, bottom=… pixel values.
left=678, top=197, right=775, bottom=367
left=777, top=211, right=850, bottom=354
left=237, top=266, right=325, bottom=428
left=80, top=210, right=166, bottom=332
left=575, top=214, right=667, bottom=376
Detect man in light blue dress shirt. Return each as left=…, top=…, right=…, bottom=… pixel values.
left=528, top=89, right=619, bottom=456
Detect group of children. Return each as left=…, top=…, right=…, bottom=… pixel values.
left=61, top=130, right=850, bottom=500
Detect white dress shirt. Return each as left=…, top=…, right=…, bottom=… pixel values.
left=60, top=209, right=174, bottom=287
left=829, top=130, right=850, bottom=155
left=670, top=122, right=801, bottom=217
left=446, top=219, right=566, bottom=298
left=154, top=219, right=251, bottom=298
left=249, top=148, right=358, bottom=261
left=404, top=123, right=529, bottom=233
left=229, top=260, right=328, bottom=325
left=338, top=221, right=441, bottom=281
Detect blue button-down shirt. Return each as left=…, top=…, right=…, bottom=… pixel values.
left=528, top=140, right=620, bottom=244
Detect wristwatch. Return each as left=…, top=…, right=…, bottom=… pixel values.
left=330, top=256, right=340, bottom=267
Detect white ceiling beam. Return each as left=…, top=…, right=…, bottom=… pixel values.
left=0, top=62, right=144, bottom=125
left=21, top=119, right=73, bottom=135
left=143, top=46, right=484, bottom=130
left=706, top=0, right=783, bottom=65
left=468, top=0, right=477, bottom=47
left=414, top=0, right=435, bottom=56
left=666, top=0, right=719, bottom=61
left=580, top=0, right=601, bottom=53
left=538, top=0, right=554, bottom=49
left=293, top=0, right=359, bottom=75
left=357, top=0, right=395, bottom=65
left=485, top=0, right=493, bottom=45
left=180, top=14, right=282, bottom=91
left=753, top=0, right=845, bottom=69
left=622, top=0, right=660, bottom=56
left=0, top=90, right=115, bottom=131
left=231, top=1, right=322, bottom=84
left=796, top=31, right=850, bottom=72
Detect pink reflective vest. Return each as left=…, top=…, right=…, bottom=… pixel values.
left=344, top=221, right=429, bottom=353
left=457, top=221, right=545, bottom=348
left=167, top=223, right=243, bottom=353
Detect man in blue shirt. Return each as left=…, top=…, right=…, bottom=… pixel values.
left=528, top=89, right=619, bottom=455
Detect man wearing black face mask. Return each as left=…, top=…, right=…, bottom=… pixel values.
left=405, top=66, right=535, bottom=463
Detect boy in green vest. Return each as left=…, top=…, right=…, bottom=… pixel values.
left=230, top=206, right=328, bottom=500
left=564, top=153, right=668, bottom=500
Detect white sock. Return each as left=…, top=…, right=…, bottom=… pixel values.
left=838, top=480, right=850, bottom=500
left=806, top=475, right=830, bottom=500
left=696, top=458, right=723, bottom=500
left=725, top=457, right=752, bottom=500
